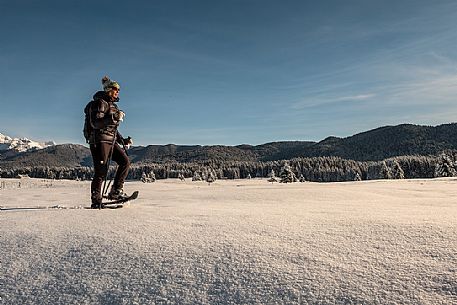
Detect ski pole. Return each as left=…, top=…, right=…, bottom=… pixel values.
left=101, top=130, right=118, bottom=200
left=104, top=163, right=117, bottom=199
left=104, top=135, right=130, bottom=194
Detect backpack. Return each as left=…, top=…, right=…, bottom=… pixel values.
left=83, top=101, right=94, bottom=143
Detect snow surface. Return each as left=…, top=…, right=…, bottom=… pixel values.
left=0, top=178, right=456, bottom=304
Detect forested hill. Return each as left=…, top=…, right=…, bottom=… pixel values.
left=1, top=123, right=457, bottom=168
left=0, top=144, right=92, bottom=168
left=129, top=123, right=457, bottom=162
left=299, top=123, right=457, bottom=161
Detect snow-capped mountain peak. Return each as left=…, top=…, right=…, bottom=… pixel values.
left=0, top=132, right=55, bottom=152
left=0, top=133, right=13, bottom=143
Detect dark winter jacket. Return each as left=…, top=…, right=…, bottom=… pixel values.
left=84, top=91, right=124, bottom=145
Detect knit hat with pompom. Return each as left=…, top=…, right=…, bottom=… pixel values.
left=101, top=76, right=120, bottom=92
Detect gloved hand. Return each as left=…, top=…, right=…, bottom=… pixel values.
left=114, top=110, right=125, bottom=122
left=123, top=136, right=133, bottom=149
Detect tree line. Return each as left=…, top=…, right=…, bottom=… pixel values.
left=1, top=151, right=456, bottom=182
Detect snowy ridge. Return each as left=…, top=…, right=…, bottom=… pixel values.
left=0, top=132, right=55, bottom=152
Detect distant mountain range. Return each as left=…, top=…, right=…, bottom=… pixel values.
left=0, top=133, right=55, bottom=153
left=1, top=123, right=457, bottom=169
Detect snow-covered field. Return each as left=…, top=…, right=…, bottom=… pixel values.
left=1, top=178, right=456, bottom=305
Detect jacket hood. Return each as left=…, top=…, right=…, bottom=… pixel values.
left=93, top=90, right=119, bottom=103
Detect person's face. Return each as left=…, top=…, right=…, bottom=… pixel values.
left=108, top=87, right=120, bottom=99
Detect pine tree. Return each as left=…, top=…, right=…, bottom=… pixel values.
left=267, top=169, right=278, bottom=183
left=434, top=153, right=457, bottom=177
left=206, top=170, right=216, bottom=185
left=390, top=160, right=404, bottom=179
left=192, top=171, right=202, bottom=181
left=141, top=172, right=149, bottom=183
left=380, top=161, right=392, bottom=179
left=279, top=163, right=297, bottom=183
left=354, top=172, right=362, bottom=181
left=149, top=170, right=156, bottom=182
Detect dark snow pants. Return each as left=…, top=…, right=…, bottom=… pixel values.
left=90, top=142, right=130, bottom=200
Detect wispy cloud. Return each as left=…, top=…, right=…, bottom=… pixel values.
left=291, top=93, right=376, bottom=110
left=378, top=74, right=457, bottom=105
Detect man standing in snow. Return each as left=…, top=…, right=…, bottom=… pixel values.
left=84, top=76, right=133, bottom=208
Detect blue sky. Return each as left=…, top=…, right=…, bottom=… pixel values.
left=1, top=0, right=457, bottom=145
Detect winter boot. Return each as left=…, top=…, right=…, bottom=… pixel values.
left=108, top=187, right=129, bottom=201
left=91, top=191, right=104, bottom=209
left=91, top=202, right=105, bottom=209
